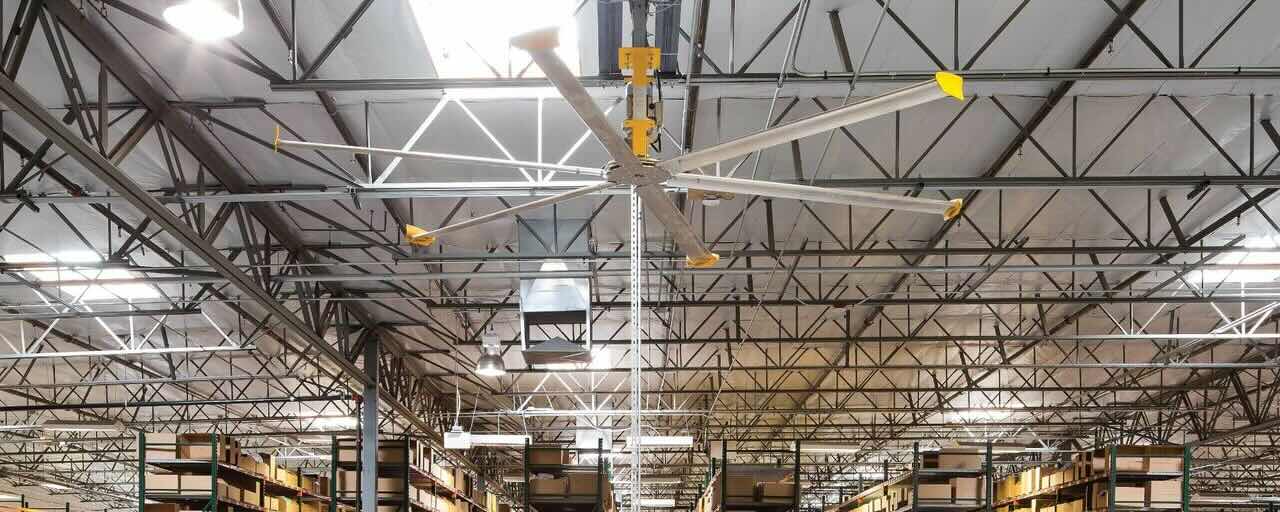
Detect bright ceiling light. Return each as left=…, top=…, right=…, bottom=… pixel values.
left=476, top=351, right=507, bottom=377
left=41, top=419, right=126, bottom=433
left=41, top=483, right=69, bottom=491
left=800, top=444, right=860, bottom=454
left=409, top=0, right=580, bottom=83
left=163, top=0, right=245, bottom=42
left=637, top=498, right=676, bottom=508
left=1192, top=236, right=1280, bottom=283
left=443, top=429, right=530, bottom=450
left=4, top=252, right=159, bottom=301
left=627, top=435, right=694, bottom=448
left=0, top=494, right=18, bottom=500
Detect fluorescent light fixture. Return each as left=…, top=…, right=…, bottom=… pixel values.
left=41, top=419, right=125, bottom=433
left=274, top=454, right=327, bottom=460
left=800, top=444, right=860, bottom=454
left=627, top=435, right=694, bottom=448
left=409, top=0, right=579, bottom=79
left=306, top=413, right=357, bottom=430
left=613, top=477, right=683, bottom=485
left=163, top=0, right=245, bottom=42
left=473, top=434, right=530, bottom=446
left=638, top=498, right=676, bottom=508
left=1192, top=236, right=1280, bottom=283
left=42, top=483, right=69, bottom=490
left=444, top=431, right=530, bottom=450
left=4, top=252, right=159, bottom=300
left=0, top=494, right=20, bottom=500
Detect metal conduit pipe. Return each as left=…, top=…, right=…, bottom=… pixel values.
left=267, top=67, right=1280, bottom=91
left=0, top=394, right=352, bottom=413
left=8, top=263, right=1277, bottom=288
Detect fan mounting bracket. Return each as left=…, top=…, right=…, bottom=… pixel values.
left=605, top=159, right=668, bottom=186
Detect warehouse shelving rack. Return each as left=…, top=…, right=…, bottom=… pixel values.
left=334, top=435, right=485, bottom=512
left=521, top=440, right=611, bottom=512
left=991, top=446, right=1190, bottom=512
left=700, top=440, right=801, bottom=512
left=137, top=433, right=337, bottom=512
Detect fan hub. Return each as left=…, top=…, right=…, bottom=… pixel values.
left=605, top=159, right=668, bottom=186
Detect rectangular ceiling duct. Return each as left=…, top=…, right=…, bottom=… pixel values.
left=518, top=218, right=593, bottom=353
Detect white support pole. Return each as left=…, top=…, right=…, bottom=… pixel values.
left=629, top=185, right=642, bottom=512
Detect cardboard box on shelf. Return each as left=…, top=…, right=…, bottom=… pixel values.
left=1148, top=479, right=1182, bottom=506
left=277, top=468, right=300, bottom=488
left=145, top=504, right=181, bottom=512
left=952, top=477, right=981, bottom=501
left=243, top=486, right=260, bottom=506
left=217, top=481, right=239, bottom=501
left=377, top=444, right=407, bottom=464
left=726, top=476, right=756, bottom=498
left=937, top=452, right=984, bottom=470
left=566, top=472, right=601, bottom=496
left=375, top=477, right=405, bottom=493
left=528, top=449, right=570, bottom=466
left=1147, top=458, right=1182, bottom=473
left=181, top=475, right=216, bottom=493
left=339, top=446, right=358, bottom=463
left=282, top=497, right=301, bottom=512
left=529, top=477, right=568, bottom=496
left=758, top=482, right=795, bottom=500
left=145, top=433, right=178, bottom=459
left=145, top=474, right=181, bottom=491
left=300, top=502, right=320, bottom=512
left=917, top=484, right=952, bottom=502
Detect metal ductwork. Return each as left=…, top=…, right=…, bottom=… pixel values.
left=517, top=218, right=594, bottom=365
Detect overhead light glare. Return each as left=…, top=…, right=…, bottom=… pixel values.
left=41, top=483, right=69, bottom=490
left=476, top=351, right=507, bottom=377
left=41, top=419, right=125, bottom=433
left=637, top=498, right=676, bottom=508
left=163, top=0, right=245, bottom=42
left=627, top=435, right=694, bottom=448
left=800, top=443, right=860, bottom=454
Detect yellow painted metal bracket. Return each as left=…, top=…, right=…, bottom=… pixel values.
left=623, top=118, right=655, bottom=157
left=404, top=224, right=437, bottom=248
left=686, top=252, right=720, bottom=269
left=618, top=47, right=661, bottom=86
left=935, top=71, right=965, bottom=100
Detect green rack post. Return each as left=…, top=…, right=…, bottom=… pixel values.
left=209, top=435, right=219, bottom=512
left=910, top=443, right=919, bottom=512
left=138, top=432, right=147, bottom=512
left=1106, top=447, right=1117, bottom=512
left=596, top=439, right=604, bottom=512
left=720, top=440, right=728, bottom=512
left=330, top=435, right=338, bottom=512
left=793, top=442, right=801, bottom=512
left=402, top=436, right=411, bottom=512
left=1180, top=447, right=1190, bottom=512
left=984, top=443, right=993, bottom=512
left=522, top=440, right=529, bottom=512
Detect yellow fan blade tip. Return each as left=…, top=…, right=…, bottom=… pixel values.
left=510, top=27, right=560, bottom=51
left=404, top=224, right=437, bottom=247
left=686, top=252, right=720, bottom=269
left=935, top=71, right=965, bottom=101
left=272, top=125, right=281, bottom=152
left=943, top=198, right=964, bottom=220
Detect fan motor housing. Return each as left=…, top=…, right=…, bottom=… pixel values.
left=605, top=158, right=668, bottom=186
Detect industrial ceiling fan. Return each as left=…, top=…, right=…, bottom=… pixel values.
left=276, top=28, right=966, bottom=268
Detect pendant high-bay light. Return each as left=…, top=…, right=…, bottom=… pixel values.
left=274, top=29, right=968, bottom=268
left=163, top=0, right=245, bottom=42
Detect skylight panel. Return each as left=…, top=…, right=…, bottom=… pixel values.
left=409, top=0, right=580, bottom=79
left=3, top=251, right=159, bottom=301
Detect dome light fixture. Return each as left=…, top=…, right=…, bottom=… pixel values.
left=476, top=350, right=506, bottom=377
left=163, top=0, right=245, bottom=42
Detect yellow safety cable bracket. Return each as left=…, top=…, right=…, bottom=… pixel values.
left=618, top=47, right=662, bottom=157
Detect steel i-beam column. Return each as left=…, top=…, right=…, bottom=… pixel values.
left=361, top=334, right=379, bottom=512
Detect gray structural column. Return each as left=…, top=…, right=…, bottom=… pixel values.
left=361, top=334, right=380, bottom=512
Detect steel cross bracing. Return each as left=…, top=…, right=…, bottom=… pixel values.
left=0, top=0, right=1278, bottom=508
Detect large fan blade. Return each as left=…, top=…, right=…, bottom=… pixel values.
left=511, top=28, right=654, bottom=178
left=274, top=135, right=605, bottom=178
left=634, top=185, right=719, bottom=268
left=404, top=182, right=613, bottom=247
left=662, top=73, right=965, bottom=174
left=667, top=174, right=964, bottom=220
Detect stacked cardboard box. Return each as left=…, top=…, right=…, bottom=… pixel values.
left=528, top=448, right=572, bottom=465
left=1087, top=479, right=1182, bottom=510
left=923, top=451, right=984, bottom=470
